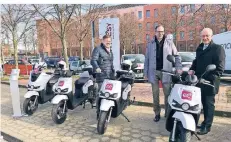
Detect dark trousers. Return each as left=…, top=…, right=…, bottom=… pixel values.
left=201, top=93, right=216, bottom=129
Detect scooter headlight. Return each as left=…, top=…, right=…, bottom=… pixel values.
left=181, top=103, right=190, bottom=111
left=190, top=104, right=199, bottom=111
left=111, top=93, right=118, bottom=98
left=62, top=88, right=68, bottom=93
left=105, top=92, right=110, bottom=98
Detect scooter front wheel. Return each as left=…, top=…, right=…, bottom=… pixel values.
left=169, top=122, right=192, bottom=142
left=23, top=96, right=38, bottom=115
left=51, top=101, right=67, bottom=124
left=97, top=111, right=109, bottom=135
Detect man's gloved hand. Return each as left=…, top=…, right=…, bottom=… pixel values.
left=96, top=68, right=101, bottom=73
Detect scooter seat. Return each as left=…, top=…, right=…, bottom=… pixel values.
left=48, top=75, right=60, bottom=85
left=75, top=77, right=90, bottom=85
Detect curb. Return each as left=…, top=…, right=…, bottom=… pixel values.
left=1, top=131, right=23, bottom=142
left=1, top=82, right=27, bottom=88
left=1, top=82, right=231, bottom=118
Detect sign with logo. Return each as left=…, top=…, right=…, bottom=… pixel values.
left=213, top=31, right=231, bottom=71
left=105, top=83, right=113, bottom=91
left=181, top=90, right=192, bottom=101
left=99, top=18, right=120, bottom=71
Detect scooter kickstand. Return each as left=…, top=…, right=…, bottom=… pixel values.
left=83, top=101, right=86, bottom=109
left=121, top=113, right=130, bottom=122
left=192, top=132, right=201, bottom=141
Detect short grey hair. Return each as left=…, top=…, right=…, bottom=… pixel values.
left=201, top=28, right=213, bottom=36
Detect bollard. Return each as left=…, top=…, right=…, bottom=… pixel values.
left=10, top=69, right=22, bottom=117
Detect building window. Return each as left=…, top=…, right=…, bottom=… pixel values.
left=190, top=4, right=195, bottom=12
left=180, top=19, right=184, bottom=26
left=172, top=6, right=176, bottom=15
left=223, top=4, right=228, bottom=8
left=146, top=10, right=150, bottom=18
left=153, top=22, right=158, bottom=30
left=189, top=31, right=194, bottom=40
left=138, top=23, right=142, bottom=29
left=220, top=28, right=226, bottom=33
left=138, top=11, right=142, bottom=19
left=211, top=16, right=216, bottom=25
left=180, top=31, right=184, bottom=40
left=188, top=17, right=194, bottom=26
left=146, top=34, right=150, bottom=41
left=146, top=22, right=150, bottom=30
left=180, top=5, right=185, bottom=14
left=154, top=9, right=158, bottom=18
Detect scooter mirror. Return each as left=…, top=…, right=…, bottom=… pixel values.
left=206, top=64, right=216, bottom=72
left=167, top=55, right=175, bottom=64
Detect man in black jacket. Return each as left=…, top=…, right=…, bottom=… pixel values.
left=189, top=28, right=226, bottom=135
left=91, top=35, right=115, bottom=118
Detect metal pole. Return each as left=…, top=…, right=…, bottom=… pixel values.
left=91, top=21, right=95, bottom=53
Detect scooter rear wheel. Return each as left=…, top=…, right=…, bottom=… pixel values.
left=51, top=101, right=67, bottom=124
left=97, top=111, right=109, bottom=135
left=23, top=96, right=38, bottom=115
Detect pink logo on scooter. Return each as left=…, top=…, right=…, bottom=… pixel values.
left=181, top=90, right=192, bottom=101
left=105, top=83, right=113, bottom=90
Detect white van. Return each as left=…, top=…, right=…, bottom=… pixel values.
left=212, top=31, right=231, bottom=76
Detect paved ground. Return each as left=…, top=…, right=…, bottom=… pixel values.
left=1, top=84, right=231, bottom=142
left=4, top=79, right=231, bottom=113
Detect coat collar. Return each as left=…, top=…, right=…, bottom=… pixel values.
left=198, top=40, right=214, bottom=52
left=100, top=43, right=110, bottom=54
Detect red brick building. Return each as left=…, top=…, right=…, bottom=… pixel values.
left=37, top=4, right=231, bottom=56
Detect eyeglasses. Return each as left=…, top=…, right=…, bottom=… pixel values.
left=157, top=31, right=164, bottom=33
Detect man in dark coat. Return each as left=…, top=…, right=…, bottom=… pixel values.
left=189, top=28, right=226, bottom=135
left=90, top=35, right=115, bottom=118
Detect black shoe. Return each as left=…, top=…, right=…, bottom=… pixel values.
left=153, top=114, right=160, bottom=122
left=197, top=127, right=211, bottom=135
left=197, top=122, right=205, bottom=129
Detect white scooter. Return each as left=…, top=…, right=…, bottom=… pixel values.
left=51, top=65, right=96, bottom=124
left=23, top=63, right=61, bottom=115
left=164, top=55, right=216, bottom=142
left=97, top=60, right=136, bottom=134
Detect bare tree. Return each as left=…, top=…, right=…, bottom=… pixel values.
left=119, top=13, right=142, bottom=55
left=217, top=4, right=231, bottom=32
left=33, top=4, right=77, bottom=67
left=1, top=4, right=36, bottom=69
left=71, top=4, right=105, bottom=60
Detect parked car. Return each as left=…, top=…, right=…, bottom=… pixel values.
left=68, top=56, right=80, bottom=63
left=178, top=52, right=196, bottom=71
left=45, top=57, right=61, bottom=68
left=70, top=60, right=92, bottom=74
left=121, top=54, right=145, bottom=80
left=5, top=59, right=30, bottom=65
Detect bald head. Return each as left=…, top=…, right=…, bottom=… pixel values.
left=201, top=28, right=213, bottom=45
